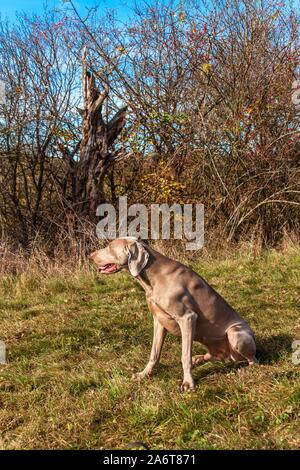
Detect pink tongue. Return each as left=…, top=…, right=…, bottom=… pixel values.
left=101, top=264, right=116, bottom=273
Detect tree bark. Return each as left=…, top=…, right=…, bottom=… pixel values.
left=74, top=47, right=127, bottom=220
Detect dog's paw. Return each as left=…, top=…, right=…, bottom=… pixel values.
left=192, top=355, right=205, bottom=367
left=248, top=357, right=258, bottom=366
left=180, top=379, right=195, bottom=392
left=132, top=372, right=144, bottom=381
left=132, top=371, right=149, bottom=381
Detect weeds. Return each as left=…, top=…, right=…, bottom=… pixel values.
left=0, top=246, right=299, bottom=449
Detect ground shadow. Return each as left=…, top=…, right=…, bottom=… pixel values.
left=193, top=361, right=245, bottom=382
left=255, top=333, right=293, bottom=364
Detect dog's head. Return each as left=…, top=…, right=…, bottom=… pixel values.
left=89, top=237, right=149, bottom=277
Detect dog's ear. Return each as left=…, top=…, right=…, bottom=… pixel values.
left=126, top=241, right=149, bottom=277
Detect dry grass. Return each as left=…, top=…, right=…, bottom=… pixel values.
left=0, top=244, right=299, bottom=449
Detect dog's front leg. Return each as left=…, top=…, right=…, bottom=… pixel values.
left=178, top=311, right=197, bottom=391
left=133, top=317, right=166, bottom=380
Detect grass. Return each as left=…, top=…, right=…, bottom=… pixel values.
left=0, top=247, right=299, bottom=449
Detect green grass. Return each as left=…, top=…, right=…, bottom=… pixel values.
left=0, top=248, right=299, bottom=449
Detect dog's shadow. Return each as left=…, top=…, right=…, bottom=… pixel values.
left=256, top=333, right=293, bottom=364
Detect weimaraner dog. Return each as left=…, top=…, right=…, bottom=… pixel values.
left=90, top=237, right=257, bottom=391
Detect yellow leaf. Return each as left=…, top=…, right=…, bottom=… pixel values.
left=271, top=11, right=280, bottom=20
left=116, top=46, right=126, bottom=54
left=178, top=11, right=186, bottom=22
left=202, top=63, right=212, bottom=73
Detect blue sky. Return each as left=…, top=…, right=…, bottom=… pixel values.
left=0, top=0, right=134, bottom=22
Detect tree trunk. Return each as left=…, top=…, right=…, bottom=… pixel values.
left=75, top=47, right=127, bottom=220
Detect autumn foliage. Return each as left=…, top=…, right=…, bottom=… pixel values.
left=0, top=0, right=299, bottom=250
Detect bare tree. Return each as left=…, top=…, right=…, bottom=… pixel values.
left=68, top=0, right=299, bottom=246
left=71, top=47, right=127, bottom=219
left=0, top=0, right=299, bottom=249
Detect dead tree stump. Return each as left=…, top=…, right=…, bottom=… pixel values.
left=74, top=47, right=127, bottom=220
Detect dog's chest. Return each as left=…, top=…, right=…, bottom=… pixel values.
left=147, top=296, right=181, bottom=336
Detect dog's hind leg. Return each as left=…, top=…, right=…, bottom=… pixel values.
left=227, top=324, right=257, bottom=365
left=192, top=352, right=220, bottom=367
left=192, top=335, right=231, bottom=367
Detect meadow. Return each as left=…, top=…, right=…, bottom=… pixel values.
left=0, top=246, right=299, bottom=449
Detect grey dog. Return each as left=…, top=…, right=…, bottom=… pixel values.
left=90, top=237, right=257, bottom=391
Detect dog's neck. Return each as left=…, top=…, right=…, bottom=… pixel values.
left=135, top=247, right=165, bottom=294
